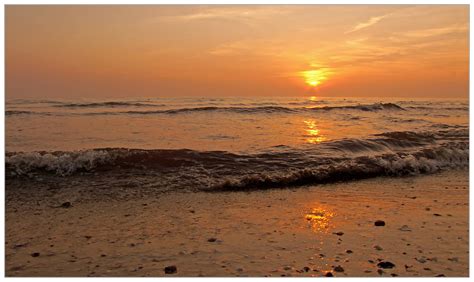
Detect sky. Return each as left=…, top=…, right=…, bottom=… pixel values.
left=5, top=5, right=469, bottom=99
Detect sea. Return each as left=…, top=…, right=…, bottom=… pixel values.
left=5, top=96, right=469, bottom=192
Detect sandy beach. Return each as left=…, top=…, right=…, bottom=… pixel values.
left=5, top=169, right=468, bottom=277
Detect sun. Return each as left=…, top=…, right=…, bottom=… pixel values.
left=299, top=68, right=332, bottom=88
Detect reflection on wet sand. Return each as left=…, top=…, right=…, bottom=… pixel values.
left=305, top=207, right=334, bottom=233
left=303, top=119, right=326, bottom=144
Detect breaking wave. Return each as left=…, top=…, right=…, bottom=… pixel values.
left=5, top=103, right=407, bottom=116
left=5, top=128, right=468, bottom=191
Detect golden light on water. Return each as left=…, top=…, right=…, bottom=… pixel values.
left=305, top=207, right=334, bottom=232
left=303, top=119, right=326, bottom=144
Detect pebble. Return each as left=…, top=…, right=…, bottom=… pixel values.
left=303, top=266, right=310, bottom=272
left=377, top=261, right=395, bottom=269
left=333, top=266, right=344, bottom=272
left=164, top=265, right=177, bottom=274
left=324, top=271, right=333, bottom=277
left=374, top=245, right=383, bottom=251
left=61, top=202, right=72, bottom=208
left=31, top=252, right=40, bottom=257
left=345, top=250, right=353, bottom=254
left=333, top=232, right=344, bottom=236
left=398, top=225, right=412, bottom=232
left=374, top=220, right=385, bottom=226
left=207, top=238, right=217, bottom=242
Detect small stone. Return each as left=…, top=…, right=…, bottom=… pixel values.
left=374, top=220, right=385, bottom=226
left=416, top=257, right=427, bottom=263
left=333, top=265, right=344, bottom=272
left=207, top=238, right=217, bottom=242
left=31, top=252, right=40, bottom=257
left=435, top=274, right=445, bottom=277
left=333, top=232, right=344, bottom=236
left=433, top=214, right=442, bottom=217
left=303, top=266, right=310, bottom=272
left=164, top=265, right=177, bottom=274
left=325, top=271, right=333, bottom=277
left=346, top=250, right=353, bottom=254
left=399, top=225, right=412, bottom=232
left=377, top=261, right=395, bottom=269
left=374, top=245, right=383, bottom=251
left=61, top=202, right=72, bottom=208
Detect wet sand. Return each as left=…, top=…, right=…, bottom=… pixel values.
left=5, top=170, right=469, bottom=277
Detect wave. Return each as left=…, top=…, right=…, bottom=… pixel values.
left=117, top=102, right=406, bottom=115
left=6, top=102, right=406, bottom=116
left=5, top=129, right=468, bottom=192
left=212, top=145, right=468, bottom=191
left=6, top=110, right=55, bottom=116
left=314, top=102, right=405, bottom=112
left=54, top=101, right=161, bottom=108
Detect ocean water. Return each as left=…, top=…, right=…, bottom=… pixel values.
left=5, top=96, right=469, bottom=191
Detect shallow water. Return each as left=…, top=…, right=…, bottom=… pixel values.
left=5, top=96, right=469, bottom=191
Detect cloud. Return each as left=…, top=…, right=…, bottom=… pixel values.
left=396, top=24, right=468, bottom=38
left=345, top=14, right=389, bottom=34
left=163, top=7, right=290, bottom=22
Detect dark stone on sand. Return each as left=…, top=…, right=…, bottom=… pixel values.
left=377, top=261, right=395, bottom=269
left=84, top=236, right=92, bottom=240
left=433, top=213, right=442, bottom=217
left=31, top=252, right=40, bottom=257
left=374, top=220, right=385, bottom=226
left=13, top=243, right=28, bottom=249
left=333, top=232, right=344, bottom=236
left=333, top=266, right=344, bottom=272
left=164, top=265, right=177, bottom=274
left=61, top=202, right=72, bottom=208
left=346, top=250, right=353, bottom=254
left=207, top=238, right=217, bottom=242
left=398, top=225, right=412, bottom=232
left=391, top=273, right=399, bottom=277
left=377, top=269, right=384, bottom=275
left=303, top=266, right=310, bottom=272
left=435, top=274, right=445, bottom=277
left=325, top=271, right=333, bottom=277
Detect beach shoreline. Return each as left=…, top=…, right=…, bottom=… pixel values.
left=5, top=169, right=469, bottom=277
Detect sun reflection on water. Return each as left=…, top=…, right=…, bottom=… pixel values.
left=303, top=119, right=326, bottom=144
left=305, top=207, right=334, bottom=233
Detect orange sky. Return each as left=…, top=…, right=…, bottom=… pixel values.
left=6, top=5, right=469, bottom=99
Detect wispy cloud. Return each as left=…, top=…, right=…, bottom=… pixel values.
left=345, top=14, right=389, bottom=34
left=396, top=24, right=468, bottom=38
left=163, top=7, right=290, bottom=22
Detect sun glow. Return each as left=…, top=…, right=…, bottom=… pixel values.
left=300, top=68, right=333, bottom=88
